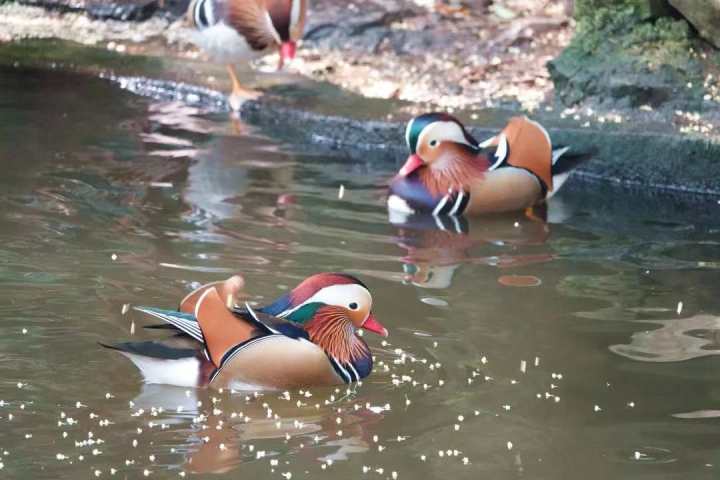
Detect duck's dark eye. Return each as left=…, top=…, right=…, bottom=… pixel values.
left=348, top=302, right=358, bottom=310
left=429, top=140, right=439, bottom=147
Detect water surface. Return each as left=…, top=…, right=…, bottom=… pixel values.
left=2, top=66, right=720, bottom=479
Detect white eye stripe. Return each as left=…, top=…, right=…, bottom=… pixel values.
left=279, top=284, right=372, bottom=317
left=417, top=121, right=473, bottom=152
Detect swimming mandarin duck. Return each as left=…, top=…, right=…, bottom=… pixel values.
left=187, top=0, right=308, bottom=109
left=388, top=113, right=593, bottom=216
left=104, top=273, right=387, bottom=390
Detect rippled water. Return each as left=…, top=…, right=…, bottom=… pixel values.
left=3, top=66, right=720, bottom=479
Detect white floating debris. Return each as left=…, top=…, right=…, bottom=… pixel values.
left=121, top=304, right=130, bottom=315
left=677, top=302, right=683, bottom=315
left=338, top=184, right=345, bottom=199
left=21, top=328, right=27, bottom=335
left=149, top=182, right=173, bottom=188
left=520, top=360, right=527, bottom=374
left=594, top=405, right=602, bottom=412
left=627, top=402, right=635, bottom=408
left=507, top=441, right=513, bottom=451
left=420, top=297, right=449, bottom=307
left=111, top=254, right=118, bottom=261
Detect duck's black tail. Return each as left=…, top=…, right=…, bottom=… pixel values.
left=551, top=146, right=597, bottom=175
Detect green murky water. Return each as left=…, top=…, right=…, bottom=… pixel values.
left=2, top=66, right=720, bottom=479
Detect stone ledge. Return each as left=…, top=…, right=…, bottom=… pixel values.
left=72, top=74, right=720, bottom=197
left=2, top=39, right=719, bottom=197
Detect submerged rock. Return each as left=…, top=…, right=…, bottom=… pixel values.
left=669, top=0, right=720, bottom=48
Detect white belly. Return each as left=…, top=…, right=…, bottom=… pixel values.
left=190, top=23, right=266, bottom=63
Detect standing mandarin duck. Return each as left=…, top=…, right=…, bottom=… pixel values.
left=388, top=113, right=594, bottom=216
left=187, top=0, right=308, bottom=109
left=103, top=273, right=387, bottom=390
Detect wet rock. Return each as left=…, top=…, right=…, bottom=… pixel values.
left=18, top=0, right=187, bottom=20
left=304, top=7, right=422, bottom=55
left=86, top=0, right=159, bottom=21
left=669, top=0, right=720, bottom=48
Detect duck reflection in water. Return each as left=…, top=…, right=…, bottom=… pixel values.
left=138, top=103, right=297, bottom=222
left=390, top=205, right=556, bottom=289
left=130, top=385, right=379, bottom=474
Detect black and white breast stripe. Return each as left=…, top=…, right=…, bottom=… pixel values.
left=193, top=0, right=217, bottom=29
left=327, top=355, right=360, bottom=384
left=432, top=190, right=470, bottom=217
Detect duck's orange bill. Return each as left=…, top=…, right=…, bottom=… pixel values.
left=280, top=41, right=296, bottom=66
left=361, top=313, right=389, bottom=337
left=399, top=154, right=424, bottom=177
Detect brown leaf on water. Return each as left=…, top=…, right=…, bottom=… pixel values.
left=497, top=274, right=542, bottom=287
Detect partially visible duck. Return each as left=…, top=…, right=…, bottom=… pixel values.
left=388, top=113, right=594, bottom=216
left=103, top=273, right=387, bottom=390
left=187, top=0, right=308, bottom=109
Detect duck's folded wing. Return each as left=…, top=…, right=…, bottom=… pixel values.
left=226, top=0, right=279, bottom=51
left=234, top=304, right=309, bottom=340
left=134, top=307, right=205, bottom=342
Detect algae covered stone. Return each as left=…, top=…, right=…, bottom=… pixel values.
left=548, top=5, right=705, bottom=108
left=575, top=0, right=673, bottom=19
left=669, top=0, right=720, bottom=48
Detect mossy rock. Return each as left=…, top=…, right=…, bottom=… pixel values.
left=549, top=6, right=706, bottom=108
left=575, top=0, right=674, bottom=19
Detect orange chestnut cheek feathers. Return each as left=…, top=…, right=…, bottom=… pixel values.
left=361, top=313, right=389, bottom=337
left=398, top=154, right=424, bottom=177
